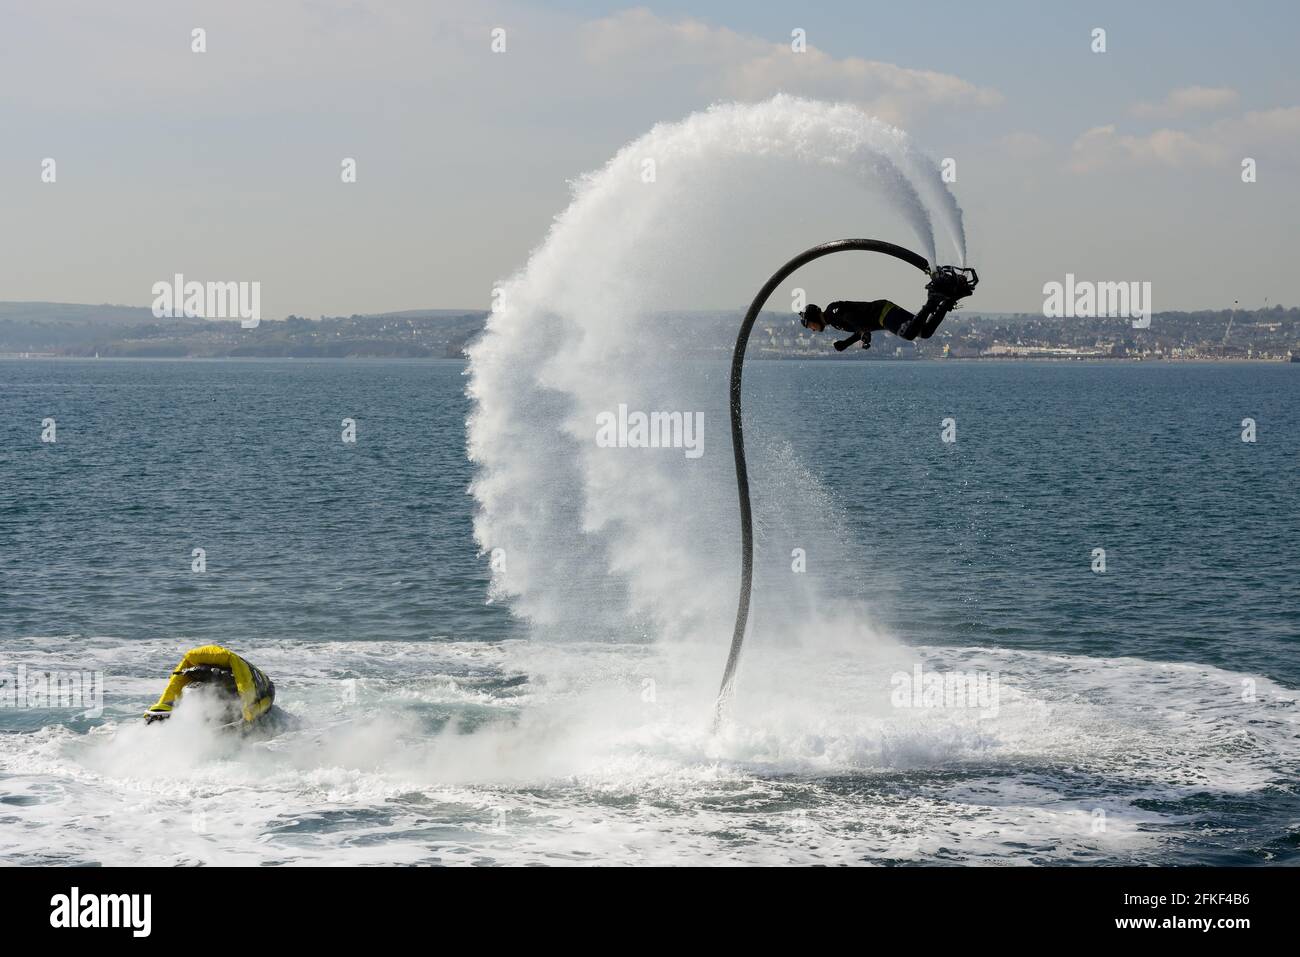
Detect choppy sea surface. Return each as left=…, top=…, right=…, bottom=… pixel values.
left=1, top=358, right=1297, bottom=865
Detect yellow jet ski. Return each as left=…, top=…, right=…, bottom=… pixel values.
left=143, top=645, right=281, bottom=731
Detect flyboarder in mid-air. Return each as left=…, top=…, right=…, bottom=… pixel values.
left=800, top=265, right=978, bottom=351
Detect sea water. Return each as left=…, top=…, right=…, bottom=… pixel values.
left=1, top=357, right=1296, bottom=865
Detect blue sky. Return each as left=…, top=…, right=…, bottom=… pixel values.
left=2, top=0, right=1297, bottom=315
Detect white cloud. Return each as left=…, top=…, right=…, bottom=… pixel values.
left=1067, top=125, right=1219, bottom=172
left=580, top=8, right=1001, bottom=124
left=1231, top=105, right=1300, bottom=141
left=1131, top=85, right=1239, bottom=119
left=5, top=2, right=999, bottom=129
left=1068, top=106, right=1300, bottom=173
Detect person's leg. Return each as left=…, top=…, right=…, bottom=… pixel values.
left=873, top=300, right=918, bottom=338
left=918, top=299, right=955, bottom=338
left=898, top=295, right=944, bottom=340
left=915, top=267, right=976, bottom=338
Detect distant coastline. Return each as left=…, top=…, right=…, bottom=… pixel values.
left=2, top=302, right=1297, bottom=362
left=5, top=353, right=1294, bottom=363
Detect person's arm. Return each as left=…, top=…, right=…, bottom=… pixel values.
left=834, top=330, right=867, bottom=351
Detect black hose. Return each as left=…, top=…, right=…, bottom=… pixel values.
left=714, top=239, right=931, bottom=727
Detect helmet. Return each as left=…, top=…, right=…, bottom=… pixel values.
left=799, top=303, right=823, bottom=328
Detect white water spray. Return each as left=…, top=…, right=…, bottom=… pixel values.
left=467, top=96, right=967, bottom=658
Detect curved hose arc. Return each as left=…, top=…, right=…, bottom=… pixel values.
left=714, top=239, right=931, bottom=724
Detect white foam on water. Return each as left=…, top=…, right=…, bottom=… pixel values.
left=2, top=635, right=1296, bottom=865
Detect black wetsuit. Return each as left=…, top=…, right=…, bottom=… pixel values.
left=822, top=299, right=917, bottom=349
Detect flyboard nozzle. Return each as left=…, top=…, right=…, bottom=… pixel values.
left=928, top=264, right=978, bottom=299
